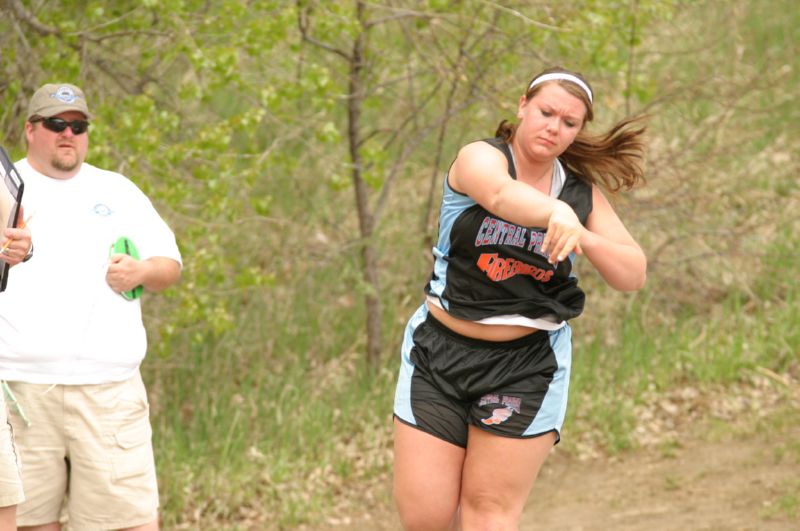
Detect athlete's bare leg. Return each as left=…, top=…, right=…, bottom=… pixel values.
left=393, top=419, right=466, bottom=531
left=458, top=426, right=556, bottom=530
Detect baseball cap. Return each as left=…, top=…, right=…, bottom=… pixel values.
left=27, top=83, right=92, bottom=120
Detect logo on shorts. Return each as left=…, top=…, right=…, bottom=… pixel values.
left=479, top=394, right=522, bottom=425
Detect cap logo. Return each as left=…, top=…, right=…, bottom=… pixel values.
left=52, top=86, right=80, bottom=104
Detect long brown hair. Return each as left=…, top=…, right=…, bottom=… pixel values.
left=495, top=67, right=646, bottom=193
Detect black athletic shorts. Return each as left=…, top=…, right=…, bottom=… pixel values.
left=393, top=304, right=572, bottom=448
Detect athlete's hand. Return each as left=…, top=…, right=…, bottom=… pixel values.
left=106, top=254, right=144, bottom=293
left=541, top=200, right=584, bottom=264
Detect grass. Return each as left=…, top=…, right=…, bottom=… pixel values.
left=565, top=273, right=799, bottom=454
left=568, top=218, right=799, bottom=447
left=762, top=479, right=800, bottom=521
left=775, top=484, right=800, bottom=520
left=145, top=261, right=400, bottom=528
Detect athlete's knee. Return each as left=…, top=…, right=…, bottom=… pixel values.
left=397, top=511, right=457, bottom=531
left=459, top=490, right=521, bottom=530
left=394, top=491, right=457, bottom=531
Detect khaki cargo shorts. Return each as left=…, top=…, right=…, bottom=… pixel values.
left=0, top=391, right=24, bottom=508
left=6, top=372, right=159, bottom=529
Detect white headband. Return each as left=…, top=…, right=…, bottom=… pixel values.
left=529, top=73, right=593, bottom=104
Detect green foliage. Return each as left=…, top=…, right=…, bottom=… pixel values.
left=2, top=1, right=299, bottom=351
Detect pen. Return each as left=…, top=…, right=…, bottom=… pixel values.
left=0, top=213, right=34, bottom=254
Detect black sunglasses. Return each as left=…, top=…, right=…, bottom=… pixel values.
left=32, top=117, right=90, bottom=135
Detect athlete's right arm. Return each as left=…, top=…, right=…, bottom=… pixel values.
left=448, top=141, right=583, bottom=263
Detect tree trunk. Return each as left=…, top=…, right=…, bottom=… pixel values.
left=347, top=1, right=382, bottom=368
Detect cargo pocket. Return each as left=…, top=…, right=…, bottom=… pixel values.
left=111, top=420, right=154, bottom=482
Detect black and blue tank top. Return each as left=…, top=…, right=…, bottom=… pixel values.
left=424, top=137, right=593, bottom=323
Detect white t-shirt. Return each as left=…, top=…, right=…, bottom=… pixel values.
left=0, top=159, right=182, bottom=384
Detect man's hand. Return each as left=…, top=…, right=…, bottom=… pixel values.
left=0, top=226, right=33, bottom=266
left=106, top=254, right=143, bottom=294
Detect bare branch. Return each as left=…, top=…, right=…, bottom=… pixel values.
left=3, top=0, right=58, bottom=36
left=296, top=0, right=351, bottom=61
left=83, top=30, right=171, bottom=43
left=365, top=12, right=426, bottom=29
left=478, top=0, right=565, bottom=32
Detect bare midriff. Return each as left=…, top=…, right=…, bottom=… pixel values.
left=426, top=302, right=540, bottom=342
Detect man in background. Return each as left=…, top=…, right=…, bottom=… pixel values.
left=0, top=218, right=33, bottom=530
left=0, top=82, right=182, bottom=531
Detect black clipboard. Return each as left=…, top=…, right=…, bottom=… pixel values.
left=0, top=146, right=24, bottom=292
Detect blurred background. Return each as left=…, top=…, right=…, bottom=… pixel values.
left=1, top=0, right=797, bottom=528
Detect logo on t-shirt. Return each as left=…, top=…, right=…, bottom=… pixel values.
left=473, top=214, right=554, bottom=283
left=477, top=253, right=554, bottom=283
left=92, top=203, right=113, bottom=216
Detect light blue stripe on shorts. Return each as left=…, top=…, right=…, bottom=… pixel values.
left=393, top=303, right=429, bottom=425
left=524, top=323, right=572, bottom=437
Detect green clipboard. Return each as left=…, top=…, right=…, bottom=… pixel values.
left=109, top=236, right=143, bottom=300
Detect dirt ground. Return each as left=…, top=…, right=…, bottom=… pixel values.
left=311, top=371, right=800, bottom=530
left=524, top=424, right=799, bottom=530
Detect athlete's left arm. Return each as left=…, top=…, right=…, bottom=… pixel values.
left=579, top=185, right=647, bottom=291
